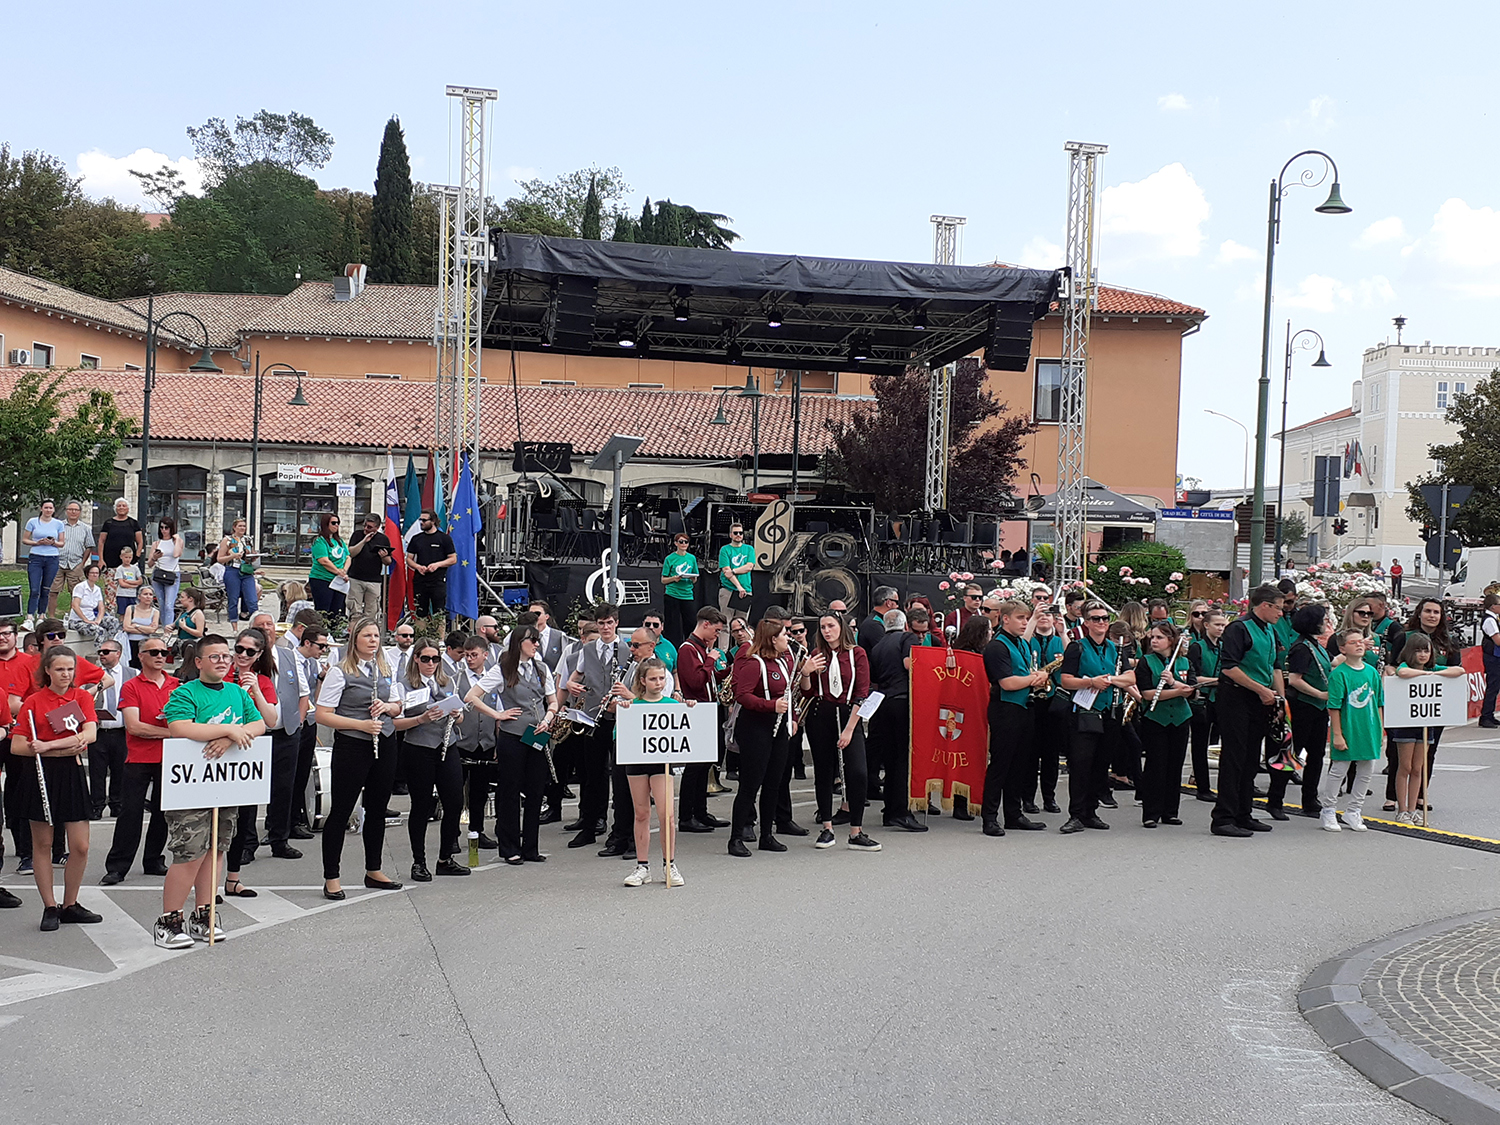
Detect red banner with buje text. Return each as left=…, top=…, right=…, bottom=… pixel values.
left=908, top=646, right=991, bottom=813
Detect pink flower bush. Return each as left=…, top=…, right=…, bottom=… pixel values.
left=959, top=572, right=974, bottom=581
left=989, top=560, right=1004, bottom=569
left=938, top=581, right=950, bottom=590
left=1119, top=566, right=1134, bottom=577
left=1165, top=583, right=1178, bottom=593
left=1169, top=571, right=1184, bottom=582
left=1098, top=565, right=1107, bottom=573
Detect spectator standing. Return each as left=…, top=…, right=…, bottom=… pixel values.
left=98, top=499, right=143, bottom=570
left=146, top=517, right=185, bottom=616
left=716, top=523, right=754, bottom=615
left=307, top=513, right=349, bottom=631
left=47, top=501, right=96, bottom=620
left=346, top=513, right=391, bottom=629
left=215, top=517, right=261, bottom=626
left=406, top=509, right=457, bottom=622
left=113, top=545, right=144, bottom=618
left=1389, top=559, right=1404, bottom=599
left=22, top=500, right=64, bottom=628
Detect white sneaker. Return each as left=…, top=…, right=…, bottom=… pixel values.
left=187, top=906, right=224, bottom=942
left=665, top=863, right=684, bottom=888
left=1395, top=810, right=1412, bottom=825
left=20, top=616, right=34, bottom=633
left=1344, top=811, right=1369, bottom=832
left=1320, top=810, right=1342, bottom=833
left=153, top=911, right=193, bottom=950
left=623, top=862, right=651, bottom=887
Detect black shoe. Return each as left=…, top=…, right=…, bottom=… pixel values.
left=831, top=809, right=853, bottom=826
left=290, top=824, right=316, bottom=840
left=1267, top=807, right=1290, bottom=822
left=40, top=905, right=60, bottom=931
left=410, top=863, right=433, bottom=882
left=1161, top=816, right=1183, bottom=825
left=476, top=834, right=499, bottom=850
left=391, top=783, right=409, bottom=796
left=1241, top=819, right=1273, bottom=833
left=563, top=818, right=586, bottom=832
left=99, top=871, right=125, bottom=886
left=1005, top=816, right=1047, bottom=831
left=1298, top=805, right=1323, bottom=818
left=1142, top=819, right=1158, bottom=828
left=1059, top=817, right=1087, bottom=834
left=1098, top=796, right=1118, bottom=809
left=952, top=806, right=975, bottom=822
left=566, top=831, right=597, bottom=849
left=0, top=887, right=19, bottom=909
left=1212, top=823, right=1253, bottom=838
left=758, top=835, right=788, bottom=853
left=271, top=843, right=303, bottom=859
left=678, top=817, right=714, bottom=833
left=597, top=838, right=630, bottom=858
left=1195, top=792, right=1216, bottom=803
left=322, top=886, right=346, bottom=900
left=728, top=837, right=751, bottom=858
left=982, top=819, right=1005, bottom=837
left=1479, top=717, right=1499, bottom=729
left=561, top=787, right=576, bottom=799
left=504, top=855, right=525, bottom=866
left=1081, top=815, right=1110, bottom=830
left=59, top=902, right=102, bottom=924
left=237, top=848, right=257, bottom=866
left=776, top=821, right=809, bottom=837
left=1043, top=799, right=1062, bottom=814
left=1252, top=786, right=1267, bottom=798
left=363, top=875, right=403, bottom=890
left=883, top=813, right=929, bottom=832
left=435, top=859, right=470, bottom=876
left=699, top=812, right=730, bottom=828
left=142, top=861, right=169, bottom=877
left=741, top=825, right=757, bottom=842
left=538, top=808, right=562, bottom=826
left=1022, top=801, right=1040, bottom=814
left=793, top=768, right=807, bottom=780
left=725, top=771, right=739, bottom=782
left=521, top=852, right=547, bottom=863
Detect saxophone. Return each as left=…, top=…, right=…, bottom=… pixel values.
left=1031, top=653, right=1065, bottom=700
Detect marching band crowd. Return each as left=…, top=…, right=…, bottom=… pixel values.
left=1, top=508, right=1496, bottom=948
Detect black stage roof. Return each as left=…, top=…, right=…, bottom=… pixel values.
left=484, top=234, right=1061, bottom=377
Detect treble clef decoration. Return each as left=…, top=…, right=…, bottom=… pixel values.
left=754, top=499, right=794, bottom=570
left=585, top=548, right=627, bottom=605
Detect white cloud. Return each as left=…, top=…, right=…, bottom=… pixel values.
left=1278, top=272, right=1395, bottom=313
left=76, top=148, right=203, bottom=209
left=1215, top=239, right=1258, bottom=266
left=1017, top=235, right=1064, bottom=270
left=1355, top=216, right=1406, bottom=248
left=1286, top=95, right=1337, bottom=131
left=1158, top=93, right=1190, bottom=112
left=1099, top=163, right=1210, bottom=261
left=1399, top=198, right=1500, bottom=297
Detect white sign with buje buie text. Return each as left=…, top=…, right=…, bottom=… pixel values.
left=1382, top=674, right=1468, bottom=729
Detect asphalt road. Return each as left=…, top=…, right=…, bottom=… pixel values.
left=4, top=761, right=1497, bottom=1124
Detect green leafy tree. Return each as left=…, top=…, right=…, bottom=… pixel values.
left=1089, top=543, right=1190, bottom=608
left=333, top=194, right=363, bottom=269
left=369, top=116, right=416, bottom=283
left=412, top=184, right=442, bottom=283
left=46, top=199, right=153, bottom=299
left=0, top=144, right=83, bottom=275
left=609, top=214, right=636, bottom=242
left=129, top=165, right=187, bottom=210
left=637, top=197, right=655, bottom=244
left=1279, top=510, right=1307, bottom=550
left=673, top=203, right=739, bottom=249
left=491, top=198, right=575, bottom=237
left=1406, top=372, right=1500, bottom=546
left=653, top=199, right=683, bottom=246
left=186, top=110, right=334, bottom=182
left=0, top=369, right=134, bottom=532
left=579, top=176, right=602, bottom=240
left=825, top=357, right=1035, bottom=514
left=511, top=165, right=630, bottom=235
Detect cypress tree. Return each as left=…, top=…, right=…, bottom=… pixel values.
left=610, top=214, right=636, bottom=242
left=370, top=116, right=416, bottom=283
left=655, top=199, right=683, bottom=246
left=638, top=197, right=654, bottom=244
left=579, top=175, right=602, bottom=240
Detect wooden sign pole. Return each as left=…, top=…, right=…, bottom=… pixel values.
left=208, top=807, right=218, bottom=946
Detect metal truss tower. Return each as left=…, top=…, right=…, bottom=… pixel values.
left=1056, top=142, right=1107, bottom=588
left=924, top=214, right=965, bottom=512
left=435, top=85, right=497, bottom=475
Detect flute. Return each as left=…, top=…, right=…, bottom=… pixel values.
left=773, top=652, right=797, bottom=738
left=1149, top=632, right=1191, bottom=712
left=28, top=711, right=53, bottom=826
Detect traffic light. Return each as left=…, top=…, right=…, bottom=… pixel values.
left=1419, top=524, right=1435, bottom=542
left=1333, top=518, right=1348, bottom=536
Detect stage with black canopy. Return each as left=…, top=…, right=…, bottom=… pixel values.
left=484, top=234, right=1061, bottom=376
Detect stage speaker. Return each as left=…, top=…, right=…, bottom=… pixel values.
left=983, top=305, right=1034, bottom=372
left=0, top=586, right=18, bottom=617
left=550, top=276, right=598, bottom=352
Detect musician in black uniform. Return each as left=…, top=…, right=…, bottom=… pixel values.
left=981, top=601, right=1050, bottom=836
left=564, top=604, right=632, bottom=850
left=1212, top=584, right=1285, bottom=838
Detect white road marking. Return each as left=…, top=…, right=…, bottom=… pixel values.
left=1433, top=763, right=1490, bottom=772
left=222, top=890, right=306, bottom=926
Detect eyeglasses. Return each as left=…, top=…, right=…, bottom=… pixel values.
left=99, top=649, right=119, bottom=657
left=233, top=645, right=260, bottom=657
left=1086, top=615, right=1110, bottom=623
left=964, top=593, right=979, bottom=600
left=44, top=631, right=65, bottom=640
left=644, top=622, right=661, bottom=630
left=788, top=628, right=806, bottom=635
left=674, top=540, right=689, bottom=546
left=629, top=640, right=653, bottom=648
left=417, top=654, right=440, bottom=664
left=397, top=633, right=415, bottom=639
left=204, top=652, right=233, bottom=662
left=308, top=640, right=329, bottom=649
left=1353, top=609, right=1372, bottom=617
left=730, top=531, right=743, bottom=537
left=521, top=637, right=539, bottom=645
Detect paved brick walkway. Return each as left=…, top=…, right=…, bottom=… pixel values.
left=1363, top=916, right=1500, bottom=1090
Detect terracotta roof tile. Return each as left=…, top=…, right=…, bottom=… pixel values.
left=117, top=292, right=281, bottom=349
left=242, top=282, right=438, bottom=340
left=0, top=266, right=183, bottom=343
left=984, top=261, right=1205, bottom=319
left=0, top=368, right=861, bottom=459
left=1285, top=406, right=1357, bottom=433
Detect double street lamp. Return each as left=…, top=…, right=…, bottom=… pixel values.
left=1248, top=150, right=1351, bottom=587
left=249, top=351, right=311, bottom=536
left=136, top=296, right=222, bottom=524
left=1275, top=325, right=1331, bottom=570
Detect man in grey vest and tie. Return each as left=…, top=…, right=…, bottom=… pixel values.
left=565, top=603, right=632, bottom=850
left=262, top=612, right=319, bottom=858
left=90, top=641, right=134, bottom=818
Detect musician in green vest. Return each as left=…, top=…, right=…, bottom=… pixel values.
left=1058, top=602, right=1136, bottom=834
left=980, top=602, right=1049, bottom=837
left=1133, top=621, right=1195, bottom=827
left=1269, top=603, right=1336, bottom=820
left=1212, top=585, right=1285, bottom=838
left=1187, top=609, right=1225, bottom=802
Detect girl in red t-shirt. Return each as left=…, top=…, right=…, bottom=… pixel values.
left=221, top=626, right=279, bottom=899
left=13, top=647, right=101, bottom=931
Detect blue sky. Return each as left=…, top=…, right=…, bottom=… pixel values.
left=5, top=2, right=1497, bottom=490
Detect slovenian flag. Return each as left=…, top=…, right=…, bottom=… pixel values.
left=384, top=453, right=410, bottom=630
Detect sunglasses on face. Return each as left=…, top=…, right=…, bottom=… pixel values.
left=1086, top=615, right=1110, bottom=623
left=1353, top=609, right=1372, bottom=617
left=397, top=633, right=414, bottom=639
left=730, top=531, right=743, bottom=537
left=141, top=648, right=170, bottom=657
left=309, top=640, right=329, bottom=649
left=417, top=654, right=440, bottom=664
left=44, top=631, right=65, bottom=640
left=1190, top=611, right=1205, bottom=618
left=234, top=645, right=260, bottom=657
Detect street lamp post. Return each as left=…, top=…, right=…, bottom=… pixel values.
left=1204, top=409, right=1250, bottom=492
left=249, top=351, right=310, bottom=538
left=739, top=373, right=764, bottom=491
left=136, top=297, right=222, bottom=525
left=1275, top=324, right=1331, bottom=570
left=1248, top=151, right=1351, bottom=588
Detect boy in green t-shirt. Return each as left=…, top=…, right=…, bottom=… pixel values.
left=155, top=635, right=267, bottom=947
left=1319, top=629, right=1384, bottom=834
left=716, top=523, right=754, bottom=613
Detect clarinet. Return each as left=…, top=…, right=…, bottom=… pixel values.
left=28, top=712, right=52, bottom=826
left=530, top=660, right=559, bottom=784
left=1149, top=632, right=1191, bottom=712
left=773, top=652, right=797, bottom=738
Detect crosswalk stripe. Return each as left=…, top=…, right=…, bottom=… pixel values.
left=74, top=888, right=171, bottom=975
left=223, top=890, right=305, bottom=926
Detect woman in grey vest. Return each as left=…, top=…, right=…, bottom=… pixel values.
left=467, top=625, right=557, bottom=864
left=314, top=616, right=403, bottom=899
left=394, top=639, right=470, bottom=881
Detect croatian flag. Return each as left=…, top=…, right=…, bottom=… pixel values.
left=384, top=453, right=410, bottom=630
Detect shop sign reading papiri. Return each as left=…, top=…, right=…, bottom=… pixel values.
left=276, top=463, right=343, bottom=483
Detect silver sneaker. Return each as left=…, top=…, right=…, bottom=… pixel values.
left=188, top=906, right=225, bottom=942
left=154, top=911, right=194, bottom=950
left=623, top=862, right=651, bottom=887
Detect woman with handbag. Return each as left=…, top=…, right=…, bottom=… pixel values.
left=122, top=586, right=162, bottom=668
left=216, top=518, right=261, bottom=626
left=147, top=517, right=184, bottom=615
left=307, top=513, right=350, bottom=632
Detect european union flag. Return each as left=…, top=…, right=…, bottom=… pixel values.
left=446, top=452, right=480, bottom=621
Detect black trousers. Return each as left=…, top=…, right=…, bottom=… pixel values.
left=494, top=730, right=548, bottom=857
left=292, top=723, right=319, bottom=827
left=412, top=578, right=447, bottom=619
left=406, top=741, right=463, bottom=864
left=809, top=700, right=868, bottom=827
left=321, top=732, right=397, bottom=880
left=465, top=759, right=495, bottom=836
left=664, top=598, right=696, bottom=646
left=1026, top=700, right=1063, bottom=803
left=89, top=727, right=127, bottom=815
left=874, top=695, right=912, bottom=821
left=1066, top=713, right=1116, bottom=821
left=732, top=709, right=789, bottom=837
left=983, top=700, right=1032, bottom=825
left=577, top=721, right=613, bottom=831
left=608, top=762, right=633, bottom=842
left=1189, top=700, right=1217, bottom=795
left=265, top=727, right=302, bottom=843
left=1483, top=653, right=1500, bottom=720
left=1112, top=717, right=1142, bottom=787
left=773, top=725, right=799, bottom=828
left=1139, top=720, right=1189, bottom=822
left=103, top=761, right=168, bottom=876
left=1212, top=687, right=1267, bottom=828
left=680, top=763, right=710, bottom=824
left=1269, top=701, right=1329, bottom=811
left=226, top=804, right=258, bottom=874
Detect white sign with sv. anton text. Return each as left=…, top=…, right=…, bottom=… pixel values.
left=161, top=737, right=273, bottom=810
